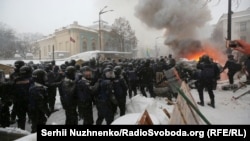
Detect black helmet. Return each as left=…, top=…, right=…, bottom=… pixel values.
left=32, top=69, right=47, bottom=84
left=65, top=66, right=76, bottom=80
left=102, top=67, right=115, bottom=79
left=80, top=66, right=91, bottom=73
left=201, top=54, right=210, bottom=63
left=45, top=63, right=53, bottom=72
left=69, top=59, right=76, bottom=66
left=80, top=66, right=92, bottom=79
left=19, top=65, right=32, bottom=78
left=114, top=66, right=122, bottom=76
left=14, top=60, right=25, bottom=69
left=75, top=64, right=80, bottom=71
left=53, top=65, right=60, bottom=73
left=60, top=64, right=67, bottom=71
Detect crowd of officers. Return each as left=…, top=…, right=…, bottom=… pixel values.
left=0, top=55, right=176, bottom=132
left=0, top=53, right=248, bottom=132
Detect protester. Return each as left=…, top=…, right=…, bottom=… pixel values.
left=233, top=40, right=250, bottom=55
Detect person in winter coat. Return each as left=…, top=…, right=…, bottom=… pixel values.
left=58, top=66, right=78, bottom=125
left=29, top=69, right=50, bottom=133
left=137, top=59, right=156, bottom=98
left=9, top=60, right=25, bottom=124
left=76, top=66, right=94, bottom=125
left=196, top=55, right=219, bottom=108
left=95, top=67, right=115, bottom=125
left=126, top=63, right=137, bottom=98
left=113, top=65, right=128, bottom=116
left=13, top=65, right=32, bottom=129
left=222, top=54, right=242, bottom=85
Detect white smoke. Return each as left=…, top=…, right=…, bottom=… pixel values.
left=135, top=0, right=211, bottom=41
left=134, top=0, right=212, bottom=57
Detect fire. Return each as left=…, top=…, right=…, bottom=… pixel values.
left=184, top=42, right=227, bottom=65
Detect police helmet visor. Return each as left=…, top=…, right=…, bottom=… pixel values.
left=105, top=70, right=115, bottom=79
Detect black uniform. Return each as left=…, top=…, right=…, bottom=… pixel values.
left=196, top=56, right=219, bottom=108
left=58, top=66, right=78, bottom=125
left=29, top=82, right=50, bottom=133
left=76, top=77, right=94, bottom=125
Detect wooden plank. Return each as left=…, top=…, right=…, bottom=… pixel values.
left=137, top=110, right=154, bottom=125
left=169, top=81, right=203, bottom=124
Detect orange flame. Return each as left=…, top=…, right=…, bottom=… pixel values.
left=184, top=42, right=227, bottom=65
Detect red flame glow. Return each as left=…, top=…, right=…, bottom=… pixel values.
left=184, top=42, right=227, bottom=65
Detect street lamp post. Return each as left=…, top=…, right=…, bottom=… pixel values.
left=99, top=6, right=113, bottom=51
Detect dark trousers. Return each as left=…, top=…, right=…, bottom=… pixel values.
left=96, top=100, right=114, bottom=125
left=48, top=87, right=57, bottom=111
left=228, top=71, right=236, bottom=84
left=65, top=106, right=78, bottom=125
left=140, top=83, right=155, bottom=98
left=30, top=110, right=47, bottom=133
left=128, top=81, right=137, bottom=98
left=78, top=101, right=93, bottom=125
left=197, top=80, right=215, bottom=105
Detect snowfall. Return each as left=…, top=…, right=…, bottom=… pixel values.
left=0, top=60, right=250, bottom=141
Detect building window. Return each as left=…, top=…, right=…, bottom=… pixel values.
left=43, top=46, right=46, bottom=58
left=92, top=39, right=96, bottom=50
left=65, top=41, right=68, bottom=51
left=105, top=42, right=109, bottom=51
left=48, top=45, right=51, bottom=52
left=82, top=41, right=87, bottom=52
left=240, top=36, right=246, bottom=41
left=240, top=22, right=247, bottom=32
left=65, top=41, right=69, bottom=52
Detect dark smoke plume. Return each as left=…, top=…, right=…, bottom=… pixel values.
left=135, top=0, right=212, bottom=56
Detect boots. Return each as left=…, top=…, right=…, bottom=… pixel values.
left=197, top=101, right=204, bottom=106
left=208, top=99, right=215, bottom=108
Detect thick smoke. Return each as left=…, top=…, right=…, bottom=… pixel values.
left=135, top=0, right=212, bottom=57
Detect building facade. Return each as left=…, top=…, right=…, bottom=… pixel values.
left=215, top=7, right=250, bottom=43
left=36, top=21, right=134, bottom=59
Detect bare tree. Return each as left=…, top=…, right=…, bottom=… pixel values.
left=0, top=22, right=17, bottom=59
left=0, top=22, right=44, bottom=59
left=111, top=17, right=137, bottom=52
left=17, top=32, right=43, bottom=58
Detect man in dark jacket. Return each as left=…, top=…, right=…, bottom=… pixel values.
left=76, top=66, right=94, bottom=125
left=222, top=54, right=242, bottom=85
left=196, top=55, right=219, bottom=108
left=138, top=59, right=156, bottom=98
left=58, top=66, right=78, bottom=125
left=29, top=69, right=50, bottom=133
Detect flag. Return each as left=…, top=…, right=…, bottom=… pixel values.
left=70, top=37, right=75, bottom=43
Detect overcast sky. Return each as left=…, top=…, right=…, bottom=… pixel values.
left=0, top=0, right=250, bottom=47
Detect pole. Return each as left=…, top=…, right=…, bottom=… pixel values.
left=99, top=13, right=102, bottom=51
left=227, top=0, right=232, bottom=54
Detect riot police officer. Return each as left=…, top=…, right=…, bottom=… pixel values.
left=58, top=66, right=78, bottom=125
left=96, top=67, right=115, bottom=125
left=113, top=65, right=128, bottom=116
left=14, top=65, right=32, bottom=129
left=29, top=69, right=50, bottom=133
left=76, top=66, right=94, bottom=125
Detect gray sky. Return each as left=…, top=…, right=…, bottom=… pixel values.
left=0, top=0, right=250, bottom=48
